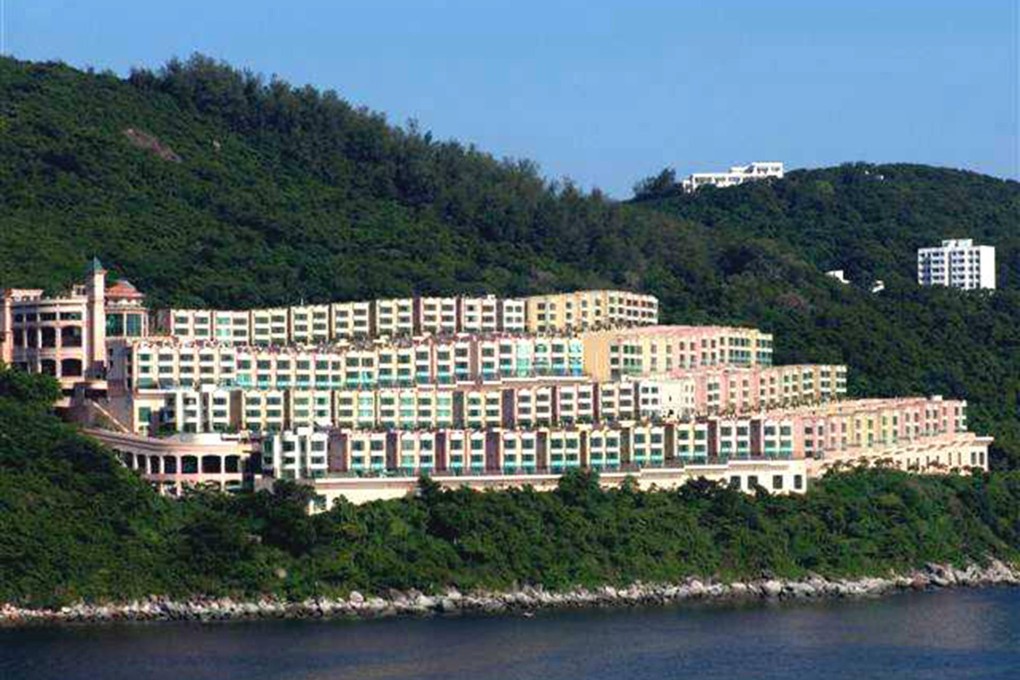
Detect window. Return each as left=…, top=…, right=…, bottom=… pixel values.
left=101, top=312, right=126, bottom=337
left=126, top=314, right=143, bottom=337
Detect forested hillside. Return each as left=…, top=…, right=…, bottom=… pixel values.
left=632, top=164, right=1019, bottom=291
left=0, top=55, right=1017, bottom=466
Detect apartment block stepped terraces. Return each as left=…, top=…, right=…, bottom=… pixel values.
left=0, top=262, right=993, bottom=510
left=162, top=289, right=658, bottom=343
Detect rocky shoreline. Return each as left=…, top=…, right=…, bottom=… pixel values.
left=2, top=561, right=1018, bottom=628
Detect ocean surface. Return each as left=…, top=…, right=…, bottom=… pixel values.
left=2, top=587, right=1018, bottom=679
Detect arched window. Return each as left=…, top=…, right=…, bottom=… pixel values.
left=61, top=326, right=82, bottom=348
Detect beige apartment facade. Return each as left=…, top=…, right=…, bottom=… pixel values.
left=581, top=325, right=774, bottom=381
left=161, top=290, right=658, bottom=345
left=525, top=290, right=658, bottom=333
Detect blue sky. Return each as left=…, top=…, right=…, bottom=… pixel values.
left=3, top=0, right=1017, bottom=197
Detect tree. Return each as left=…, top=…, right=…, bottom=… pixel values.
left=632, top=167, right=678, bottom=199
left=0, top=367, right=61, bottom=410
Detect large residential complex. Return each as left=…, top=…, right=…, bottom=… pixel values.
left=917, top=239, right=996, bottom=291
left=258, top=394, right=975, bottom=477
left=103, top=365, right=851, bottom=439
left=2, top=261, right=994, bottom=510
left=680, top=161, right=784, bottom=192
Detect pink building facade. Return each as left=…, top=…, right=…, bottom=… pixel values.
left=1, top=259, right=149, bottom=394
left=655, top=364, right=848, bottom=417
left=678, top=396, right=971, bottom=465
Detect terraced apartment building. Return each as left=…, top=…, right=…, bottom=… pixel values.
left=1, top=260, right=993, bottom=506
left=253, top=394, right=977, bottom=477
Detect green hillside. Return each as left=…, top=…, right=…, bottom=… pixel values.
left=0, top=55, right=1017, bottom=466
left=631, top=163, right=1019, bottom=290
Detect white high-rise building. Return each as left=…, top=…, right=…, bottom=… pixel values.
left=917, top=239, right=996, bottom=291
left=681, top=161, right=784, bottom=192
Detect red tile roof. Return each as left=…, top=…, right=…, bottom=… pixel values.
left=106, top=279, right=145, bottom=299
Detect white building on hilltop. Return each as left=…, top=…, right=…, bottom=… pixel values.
left=917, top=239, right=996, bottom=291
left=825, top=270, right=850, bottom=285
left=681, top=161, right=784, bottom=192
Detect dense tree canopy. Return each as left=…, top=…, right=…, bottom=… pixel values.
left=631, top=163, right=1019, bottom=291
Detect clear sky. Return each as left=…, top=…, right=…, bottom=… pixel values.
left=2, top=0, right=1017, bottom=197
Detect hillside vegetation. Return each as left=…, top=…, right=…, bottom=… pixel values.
left=632, top=164, right=1019, bottom=291
left=0, top=55, right=1017, bottom=466
left=2, top=369, right=1020, bottom=607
